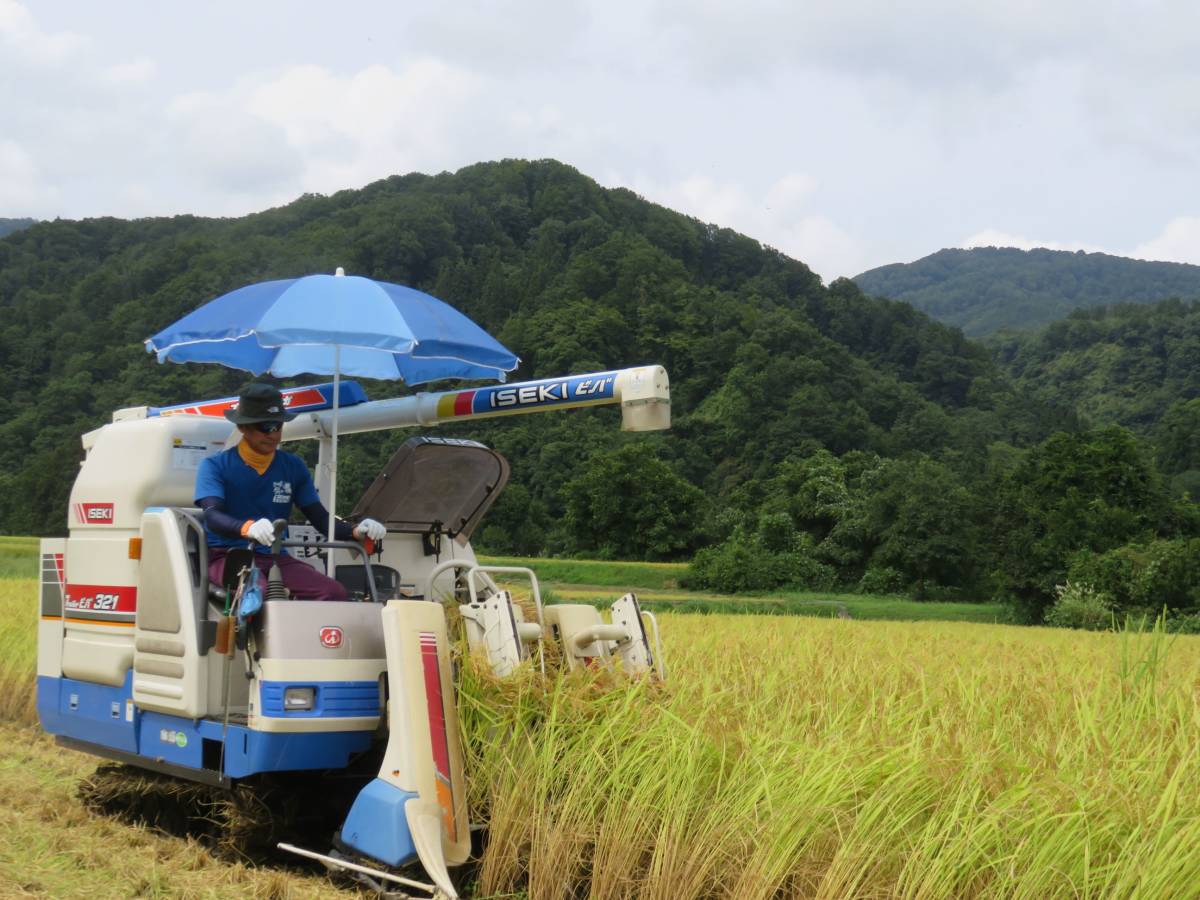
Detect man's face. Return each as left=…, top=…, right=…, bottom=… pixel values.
left=239, top=422, right=283, bottom=455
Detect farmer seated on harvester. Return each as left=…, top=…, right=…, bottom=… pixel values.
left=194, top=383, right=387, bottom=601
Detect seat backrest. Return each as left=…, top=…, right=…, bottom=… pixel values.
left=221, top=548, right=255, bottom=594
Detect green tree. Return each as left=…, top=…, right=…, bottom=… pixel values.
left=1068, top=538, right=1200, bottom=617
left=475, top=483, right=551, bottom=557
left=0, top=157, right=1104, bottom=572
left=561, top=443, right=708, bottom=560
left=1154, top=398, right=1200, bottom=475
left=991, top=427, right=1175, bottom=622
left=863, top=456, right=983, bottom=596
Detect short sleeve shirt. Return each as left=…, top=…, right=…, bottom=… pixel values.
left=195, top=448, right=321, bottom=553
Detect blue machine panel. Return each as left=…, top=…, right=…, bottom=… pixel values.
left=260, top=680, right=382, bottom=718
left=339, top=778, right=419, bottom=867
left=196, top=719, right=374, bottom=778
left=137, top=711, right=206, bottom=768
left=38, top=672, right=138, bottom=753
left=458, top=371, right=617, bottom=415
left=38, top=675, right=374, bottom=780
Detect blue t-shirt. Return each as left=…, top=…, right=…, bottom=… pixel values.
left=195, top=448, right=321, bottom=552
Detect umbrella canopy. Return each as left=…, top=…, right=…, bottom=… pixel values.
left=145, top=272, right=519, bottom=384
left=144, top=270, right=519, bottom=570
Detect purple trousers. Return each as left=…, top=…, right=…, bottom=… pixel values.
left=209, top=549, right=347, bottom=602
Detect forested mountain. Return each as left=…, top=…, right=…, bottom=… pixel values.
left=1, top=160, right=1194, bottom=621
left=988, top=299, right=1200, bottom=486
left=854, top=247, right=1200, bottom=336
left=0, top=218, right=35, bottom=239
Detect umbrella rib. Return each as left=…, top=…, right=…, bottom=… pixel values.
left=151, top=330, right=420, bottom=355
left=253, top=333, right=417, bottom=353
left=146, top=330, right=259, bottom=352
left=408, top=351, right=521, bottom=368
left=259, top=340, right=417, bottom=352
left=156, top=335, right=518, bottom=369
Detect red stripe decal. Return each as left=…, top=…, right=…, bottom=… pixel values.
left=419, top=631, right=456, bottom=840
left=54, top=553, right=65, bottom=587
left=282, top=387, right=326, bottom=409
left=452, top=390, right=475, bottom=416
left=160, top=385, right=337, bottom=418
left=159, top=399, right=238, bottom=418
left=64, top=584, right=137, bottom=615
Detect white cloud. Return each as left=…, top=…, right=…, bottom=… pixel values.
left=1130, top=217, right=1200, bottom=266
left=775, top=215, right=864, bottom=282
left=143, top=60, right=490, bottom=209
left=406, top=2, right=591, bottom=76
left=648, top=1, right=1200, bottom=170
left=245, top=61, right=483, bottom=189
left=0, top=0, right=1197, bottom=276
left=101, top=57, right=157, bottom=86
left=766, top=174, right=818, bottom=211
left=663, top=176, right=756, bottom=230
left=165, top=92, right=303, bottom=198
left=621, top=172, right=866, bottom=280
left=0, top=139, right=43, bottom=210
left=0, top=0, right=86, bottom=64
left=648, top=0, right=1094, bottom=88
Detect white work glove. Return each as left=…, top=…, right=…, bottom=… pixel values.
left=246, top=518, right=276, bottom=546
left=353, top=518, right=387, bottom=542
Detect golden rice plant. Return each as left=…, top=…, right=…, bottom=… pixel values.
left=0, top=578, right=38, bottom=724
left=460, top=616, right=1200, bottom=899
left=6, top=567, right=1200, bottom=898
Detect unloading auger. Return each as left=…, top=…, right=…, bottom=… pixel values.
left=35, top=366, right=670, bottom=899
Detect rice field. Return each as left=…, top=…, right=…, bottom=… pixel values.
left=457, top=616, right=1200, bottom=899
left=3, top=571, right=1199, bottom=897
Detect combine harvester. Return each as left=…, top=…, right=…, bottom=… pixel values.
left=36, top=366, right=670, bottom=899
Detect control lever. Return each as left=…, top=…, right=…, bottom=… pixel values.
left=266, top=519, right=289, bottom=602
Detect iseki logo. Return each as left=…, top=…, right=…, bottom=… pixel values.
left=319, top=627, right=343, bottom=649
left=487, top=375, right=615, bottom=410
left=77, top=502, right=115, bottom=524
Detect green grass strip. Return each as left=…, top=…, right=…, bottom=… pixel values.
left=476, top=555, right=687, bottom=590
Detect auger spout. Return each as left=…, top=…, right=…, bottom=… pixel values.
left=285, top=365, right=671, bottom=438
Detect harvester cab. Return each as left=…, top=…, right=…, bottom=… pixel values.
left=36, top=367, right=670, bottom=899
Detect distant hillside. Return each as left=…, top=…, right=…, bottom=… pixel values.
left=4, top=162, right=1196, bottom=607
left=0, top=160, right=1058, bottom=557
left=990, top=297, right=1200, bottom=440
left=854, top=247, right=1200, bottom=336
left=0, top=218, right=35, bottom=239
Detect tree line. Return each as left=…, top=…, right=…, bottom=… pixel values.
left=854, top=246, right=1200, bottom=336
left=0, top=160, right=1196, bottom=625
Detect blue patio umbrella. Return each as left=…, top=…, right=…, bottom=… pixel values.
left=146, top=270, right=518, bottom=382
left=145, top=268, right=520, bottom=559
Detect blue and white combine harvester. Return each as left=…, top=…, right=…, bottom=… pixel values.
left=35, top=366, right=670, bottom=899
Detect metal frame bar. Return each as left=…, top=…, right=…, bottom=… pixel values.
left=56, top=735, right=231, bottom=788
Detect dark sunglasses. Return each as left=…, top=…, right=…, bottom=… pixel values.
left=255, top=421, right=284, bottom=434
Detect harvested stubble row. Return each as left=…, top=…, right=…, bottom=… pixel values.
left=458, top=615, right=1200, bottom=899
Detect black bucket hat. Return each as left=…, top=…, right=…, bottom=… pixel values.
left=224, top=383, right=298, bottom=425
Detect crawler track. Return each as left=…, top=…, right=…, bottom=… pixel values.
left=78, top=763, right=483, bottom=897
left=78, top=764, right=363, bottom=863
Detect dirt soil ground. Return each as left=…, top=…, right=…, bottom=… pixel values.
left=0, top=722, right=361, bottom=899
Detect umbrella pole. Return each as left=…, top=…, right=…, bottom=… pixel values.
left=327, top=345, right=340, bottom=576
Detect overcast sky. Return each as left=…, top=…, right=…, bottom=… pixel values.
left=3, top=0, right=1198, bottom=281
